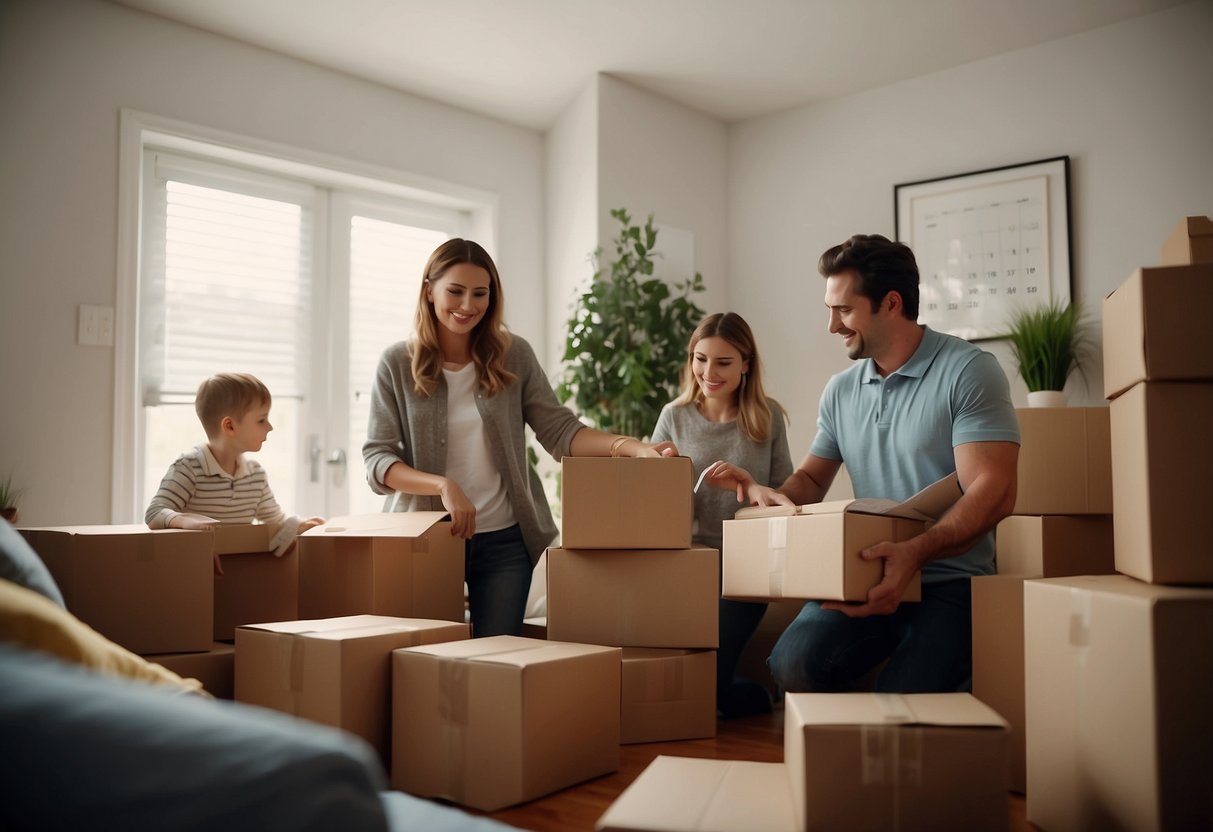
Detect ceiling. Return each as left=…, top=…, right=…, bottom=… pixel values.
left=112, top=0, right=1186, bottom=130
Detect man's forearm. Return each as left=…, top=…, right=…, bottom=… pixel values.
left=905, top=473, right=1015, bottom=565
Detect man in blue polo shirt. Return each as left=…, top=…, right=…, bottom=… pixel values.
left=706, top=233, right=1020, bottom=693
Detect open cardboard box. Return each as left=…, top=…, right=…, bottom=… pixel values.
left=298, top=512, right=464, bottom=623
left=721, top=473, right=963, bottom=602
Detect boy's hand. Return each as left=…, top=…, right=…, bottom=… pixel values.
left=175, top=514, right=219, bottom=530
left=297, top=517, right=325, bottom=533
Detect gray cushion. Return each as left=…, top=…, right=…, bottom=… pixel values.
left=0, top=519, right=64, bottom=607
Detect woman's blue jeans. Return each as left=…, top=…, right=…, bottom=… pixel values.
left=464, top=524, right=533, bottom=638
left=768, top=577, right=973, bottom=693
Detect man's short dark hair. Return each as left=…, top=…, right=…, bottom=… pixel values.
left=818, top=234, right=920, bottom=320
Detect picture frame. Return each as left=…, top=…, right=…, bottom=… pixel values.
left=894, top=156, right=1072, bottom=341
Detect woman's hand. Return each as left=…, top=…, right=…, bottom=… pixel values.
left=632, top=439, right=679, bottom=458
left=439, top=478, right=477, bottom=539
left=702, top=461, right=794, bottom=506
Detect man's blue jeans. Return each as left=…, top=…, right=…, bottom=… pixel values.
left=465, top=524, right=533, bottom=638
left=768, top=577, right=973, bottom=693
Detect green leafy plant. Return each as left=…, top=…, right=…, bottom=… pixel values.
left=1006, top=299, right=1091, bottom=392
left=0, top=473, right=24, bottom=522
left=557, top=208, right=706, bottom=439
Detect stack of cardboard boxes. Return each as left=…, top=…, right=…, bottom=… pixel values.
left=970, top=404, right=1117, bottom=793
left=1021, top=216, right=1213, bottom=830
left=547, top=456, right=719, bottom=744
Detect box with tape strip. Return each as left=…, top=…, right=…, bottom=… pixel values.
left=19, top=525, right=212, bottom=654
left=1024, top=575, right=1213, bottom=831
left=1013, top=407, right=1112, bottom=515
left=720, top=474, right=962, bottom=603
left=234, top=614, right=468, bottom=762
left=620, top=648, right=715, bottom=744
left=785, top=692, right=1009, bottom=832
left=297, top=512, right=464, bottom=622
left=391, top=635, right=621, bottom=811
left=561, top=456, right=693, bottom=549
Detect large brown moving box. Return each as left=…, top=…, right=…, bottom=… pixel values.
left=1110, top=381, right=1213, bottom=585
left=212, top=524, right=298, bottom=640
left=235, top=615, right=468, bottom=761
left=149, top=642, right=236, bottom=699
left=595, top=756, right=795, bottom=832
left=971, top=575, right=1027, bottom=794
left=1013, top=407, right=1112, bottom=515
left=546, top=547, right=719, bottom=648
left=560, top=456, right=693, bottom=549
left=297, top=513, right=464, bottom=623
left=785, top=692, right=1009, bottom=832
left=392, top=635, right=620, bottom=811
left=20, top=525, right=212, bottom=655
left=722, top=473, right=961, bottom=603
left=1102, top=263, right=1213, bottom=400
left=1024, top=576, right=1213, bottom=831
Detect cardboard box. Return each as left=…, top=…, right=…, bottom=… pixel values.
left=971, top=575, right=1026, bottom=794
left=596, top=756, right=795, bottom=832
left=620, top=648, right=716, bottom=744
left=213, top=547, right=298, bottom=641
left=149, top=642, right=236, bottom=699
left=546, top=547, right=719, bottom=648
left=722, top=474, right=963, bottom=603
left=995, top=515, right=1115, bottom=578
left=785, top=692, right=1009, bottom=832
left=391, top=635, right=620, bottom=811
left=1103, top=264, right=1213, bottom=399
left=561, top=456, right=693, bottom=549
left=1160, top=215, right=1213, bottom=266
left=19, top=525, right=212, bottom=655
left=297, top=513, right=464, bottom=622
left=1024, top=576, right=1213, bottom=831
left=1013, top=407, right=1113, bottom=515
left=521, top=616, right=547, bottom=640
left=235, top=615, right=468, bottom=761
left=1110, top=381, right=1213, bottom=584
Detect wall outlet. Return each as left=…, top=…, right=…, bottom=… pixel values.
left=78, top=304, right=114, bottom=347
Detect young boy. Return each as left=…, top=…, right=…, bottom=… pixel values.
left=145, top=373, right=323, bottom=565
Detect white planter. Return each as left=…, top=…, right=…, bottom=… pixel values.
left=1026, top=390, right=1067, bottom=408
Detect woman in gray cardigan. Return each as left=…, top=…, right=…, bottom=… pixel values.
left=363, top=238, right=676, bottom=637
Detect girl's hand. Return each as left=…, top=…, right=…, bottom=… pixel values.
left=439, top=479, right=477, bottom=539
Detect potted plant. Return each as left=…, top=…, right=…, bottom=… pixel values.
left=0, top=474, right=24, bottom=524
left=558, top=208, right=706, bottom=438
left=1006, top=299, right=1092, bottom=407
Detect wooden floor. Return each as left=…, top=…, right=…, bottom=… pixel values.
left=479, top=704, right=1035, bottom=831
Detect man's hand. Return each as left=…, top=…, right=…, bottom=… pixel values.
left=822, top=538, right=923, bottom=618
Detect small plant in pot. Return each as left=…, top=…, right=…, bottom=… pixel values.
left=1007, top=299, right=1091, bottom=407
left=0, top=474, right=24, bottom=524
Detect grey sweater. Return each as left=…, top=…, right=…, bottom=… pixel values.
left=651, top=400, right=793, bottom=551
left=363, top=335, right=584, bottom=564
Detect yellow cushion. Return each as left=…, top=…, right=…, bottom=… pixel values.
left=0, top=578, right=204, bottom=695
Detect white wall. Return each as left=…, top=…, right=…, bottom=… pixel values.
left=544, top=81, right=599, bottom=375
left=597, top=75, right=730, bottom=320
left=0, top=0, right=545, bottom=525
left=728, top=1, right=1213, bottom=469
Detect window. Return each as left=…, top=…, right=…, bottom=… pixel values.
left=121, top=115, right=489, bottom=522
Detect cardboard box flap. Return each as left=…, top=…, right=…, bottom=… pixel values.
left=734, top=472, right=960, bottom=523
left=1036, top=573, right=1213, bottom=603
left=596, top=756, right=795, bottom=832
left=212, top=523, right=277, bottom=554
left=306, top=511, right=450, bottom=538
left=404, top=634, right=618, bottom=667
left=21, top=524, right=188, bottom=536
left=790, top=692, right=1007, bottom=729
left=238, top=614, right=426, bottom=636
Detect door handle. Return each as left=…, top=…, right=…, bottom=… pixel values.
left=308, top=435, right=322, bottom=483
left=327, top=449, right=347, bottom=467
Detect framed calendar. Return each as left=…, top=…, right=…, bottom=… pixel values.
left=894, top=156, right=1072, bottom=341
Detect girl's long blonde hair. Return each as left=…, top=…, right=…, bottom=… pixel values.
left=673, top=312, right=780, bottom=443
left=411, top=238, right=517, bottom=396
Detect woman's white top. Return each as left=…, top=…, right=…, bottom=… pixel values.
left=442, top=363, right=516, bottom=532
